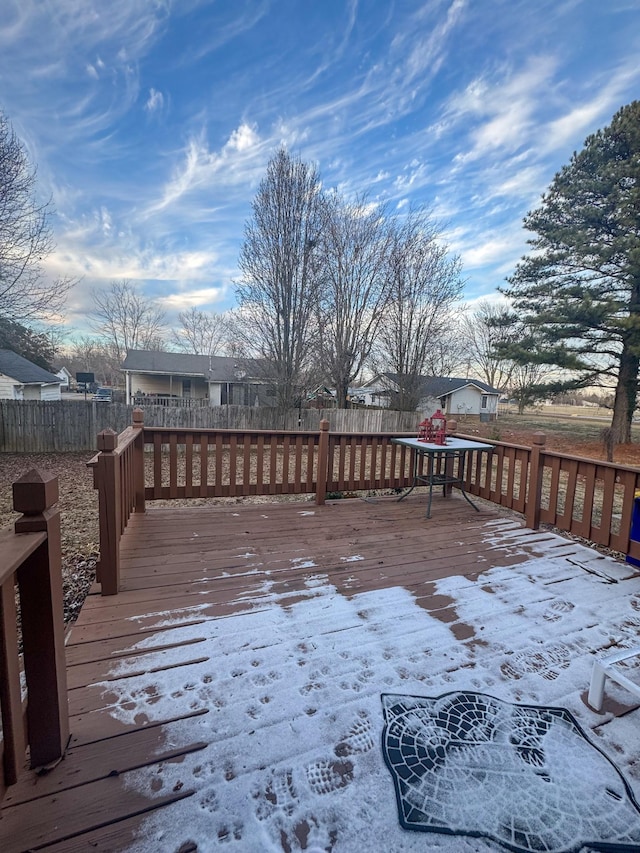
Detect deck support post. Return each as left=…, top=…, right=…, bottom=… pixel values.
left=525, top=432, right=546, bottom=530
left=13, top=470, right=70, bottom=769
left=96, top=429, right=121, bottom=595
left=316, top=419, right=330, bottom=505
left=132, top=408, right=146, bottom=513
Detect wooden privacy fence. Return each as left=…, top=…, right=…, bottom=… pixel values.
left=91, top=411, right=640, bottom=594
left=0, top=400, right=421, bottom=452
left=0, top=471, right=69, bottom=802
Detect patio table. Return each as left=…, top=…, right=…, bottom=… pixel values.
left=391, top=436, right=494, bottom=518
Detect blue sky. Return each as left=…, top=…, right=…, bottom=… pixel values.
left=1, top=0, right=639, bottom=338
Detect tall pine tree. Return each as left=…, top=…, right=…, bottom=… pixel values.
left=503, top=101, right=640, bottom=444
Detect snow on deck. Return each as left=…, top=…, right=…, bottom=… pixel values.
left=89, top=518, right=640, bottom=852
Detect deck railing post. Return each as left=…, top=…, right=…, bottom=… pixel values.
left=13, top=470, right=69, bottom=769
left=316, top=419, right=330, bottom=505
left=525, top=432, right=546, bottom=530
left=132, top=408, right=146, bottom=513
left=96, top=429, right=121, bottom=595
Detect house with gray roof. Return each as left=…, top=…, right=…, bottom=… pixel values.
left=121, top=350, right=274, bottom=407
left=0, top=350, right=63, bottom=401
left=359, top=373, right=501, bottom=419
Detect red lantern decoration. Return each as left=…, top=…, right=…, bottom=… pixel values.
left=431, top=409, right=447, bottom=445
left=417, top=417, right=431, bottom=442
left=417, top=409, right=447, bottom=444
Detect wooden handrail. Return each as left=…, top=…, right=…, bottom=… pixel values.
left=0, top=470, right=69, bottom=800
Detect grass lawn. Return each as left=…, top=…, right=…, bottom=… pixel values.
left=456, top=408, right=640, bottom=466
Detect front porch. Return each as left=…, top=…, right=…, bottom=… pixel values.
left=2, top=492, right=640, bottom=852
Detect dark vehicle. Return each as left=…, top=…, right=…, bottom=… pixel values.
left=94, top=387, right=113, bottom=402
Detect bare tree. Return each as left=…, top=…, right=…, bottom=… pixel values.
left=0, top=111, right=74, bottom=321
left=89, top=279, right=166, bottom=363
left=422, top=334, right=468, bottom=378
left=509, top=358, right=556, bottom=415
left=171, top=307, right=227, bottom=355
left=235, top=148, right=324, bottom=410
left=66, top=335, right=114, bottom=385
left=316, top=192, right=394, bottom=408
left=459, top=301, right=516, bottom=392
left=373, top=209, right=463, bottom=410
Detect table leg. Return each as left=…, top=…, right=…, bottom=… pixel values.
left=457, top=453, right=481, bottom=512
left=398, top=451, right=419, bottom=502
left=426, top=454, right=435, bottom=518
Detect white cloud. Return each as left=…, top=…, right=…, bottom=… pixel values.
left=542, top=58, right=640, bottom=154
left=158, top=287, right=225, bottom=310
left=145, top=87, right=164, bottom=113
left=147, top=122, right=263, bottom=215
left=399, top=0, right=468, bottom=86
left=224, top=122, right=259, bottom=152
left=446, top=57, right=558, bottom=165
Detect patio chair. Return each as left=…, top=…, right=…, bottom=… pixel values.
left=587, top=646, right=640, bottom=711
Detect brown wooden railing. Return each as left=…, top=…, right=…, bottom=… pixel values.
left=137, top=419, right=416, bottom=505
left=89, top=409, right=146, bottom=595
left=0, top=471, right=69, bottom=801
left=91, top=411, right=640, bottom=593
left=460, top=430, right=640, bottom=558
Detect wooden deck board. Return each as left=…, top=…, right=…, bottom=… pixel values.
left=3, top=492, right=635, bottom=852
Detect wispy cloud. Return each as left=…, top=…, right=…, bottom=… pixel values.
left=145, top=88, right=164, bottom=113
left=145, top=122, right=263, bottom=216
left=1, top=0, right=638, bottom=335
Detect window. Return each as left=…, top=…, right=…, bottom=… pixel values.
left=182, top=379, right=192, bottom=398
left=481, top=395, right=488, bottom=409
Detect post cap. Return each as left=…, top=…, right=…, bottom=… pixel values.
left=97, top=428, right=118, bottom=451
left=13, top=469, right=59, bottom=513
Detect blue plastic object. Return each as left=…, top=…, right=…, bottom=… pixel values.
left=626, top=494, right=640, bottom=567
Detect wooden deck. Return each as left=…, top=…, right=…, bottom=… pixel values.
left=2, top=493, right=639, bottom=852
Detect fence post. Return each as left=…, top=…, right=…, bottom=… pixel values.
left=13, top=470, right=70, bottom=768
left=316, top=419, right=330, bottom=505
left=525, top=432, right=546, bottom=530
left=96, top=429, right=121, bottom=595
left=132, top=407, right=146, bottom=513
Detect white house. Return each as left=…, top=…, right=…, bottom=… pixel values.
left=121, top=350, right=273, bottom=407
left=0, top=350, right=63, bottom=401
left=55, top=366, right=73, bottom=391
left=359, top=374, right=501, bottom=420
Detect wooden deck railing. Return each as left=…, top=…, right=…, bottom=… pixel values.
left=89, top=409, right=146, bottom=595
left=460, top=430, right=640, bottom=558
left=0, top=471, right=69, bottom=801
left=91, top=411, right=640, bottom=593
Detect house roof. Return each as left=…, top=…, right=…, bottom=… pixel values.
left=122, top=350, right=267, bottom=382
left=418, top=376, right=501, bottom=397
left=0, top=349, right=62, bottom=385
left=377, top=373, right=501, bottom=397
